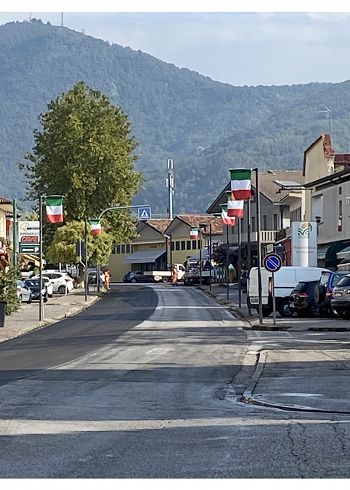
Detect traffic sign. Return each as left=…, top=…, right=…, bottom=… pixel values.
left=264, top=253, right=282, bottom=273
left=138, top=206, right=152, bottom=220
left=19, top=244, right=39, bottom=255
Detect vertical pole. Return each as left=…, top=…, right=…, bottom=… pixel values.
left=247, top=198, right=252, bottom=314
left=238, top=217, right=242, bottom=308
left=170, top=234, right=173, bottom=271
left=12, top=199, right=17, bottom=269
left=272, top=272, right=276, bottom=326
left=39, top=194, right=43, bottom=322
left=167, top=159, right=174, bottom=220
left=199, top=230, right=202, bottom=286
left=209, top=223, right=212, bottom=292
left=226, top=225, right=229, bottom=302
left=255, top=168, right=263, bottom=325
left=84, top=219, right=88, bottom=302
left=97, top=263, right=100, bottom=294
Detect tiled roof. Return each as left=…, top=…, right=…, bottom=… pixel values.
left=335, top=154, right=350, bottom=165
left=0, top=197, right=11, bottom=204
left=143, top=219, right=172, bottom=234
left=176, top=214, right=223, bottom=235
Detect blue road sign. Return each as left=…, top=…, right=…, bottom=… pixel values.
left=264, top=253, right=282, bottom=273
left=138, top=206, right=152, bottom=220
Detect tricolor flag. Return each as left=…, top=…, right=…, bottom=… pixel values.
left=227, top=198, right=245, bottom=218
left=221, top=204, right=236, bottom=226
left=46, top=196, right=64, bottom=223
left=190, top=227, right=199, bottom=240
left=89, top=219, right=102, bottom=236
left=229, top=169, right=252, bottom=200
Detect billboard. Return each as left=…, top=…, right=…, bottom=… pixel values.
left=291, top=221, right=317, bottom=267
left=18, top=221, right=40, bottom=255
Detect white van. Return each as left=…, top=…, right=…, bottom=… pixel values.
left=247, top=266, right=330, bottom=317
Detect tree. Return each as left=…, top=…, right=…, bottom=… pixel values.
left=23, top=81, right=141, bottom=243
left=46, top=221, right=115, bottom=266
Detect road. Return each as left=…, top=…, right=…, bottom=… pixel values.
left=1, top=284, right=350, bottom=477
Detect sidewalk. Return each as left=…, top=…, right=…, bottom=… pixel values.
left=0, top=289, right=100, bottom=343
left=242, top=348, right=350, bottom=413
left=202, top=283, right=350, bottom=331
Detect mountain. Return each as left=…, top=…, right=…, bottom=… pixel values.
left=0, top=19, right=348, bottom=213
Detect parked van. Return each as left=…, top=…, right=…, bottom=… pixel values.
left=247, top=266, right=330, bottom=317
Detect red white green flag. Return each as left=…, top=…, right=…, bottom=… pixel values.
left=220, top=204, right=236, bottom=226
left=46, top=196, right=64, bottom=223
left=89, top=219, right=102, bottom=236
left=229, top=169, right=252, bottom=200
left=227, top=199, right=244, bottom=218
left=190, top=227, right=199, bottom=240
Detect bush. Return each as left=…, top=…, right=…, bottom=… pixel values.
left=0, top=267, right=20, bottom=315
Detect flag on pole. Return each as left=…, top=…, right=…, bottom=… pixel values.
left=46, top=196, right=64, bottom=223
left=227, top=198, right=245, bottom=218
left=89, top=219, right=102, bottom=235
left=221, top=204, right=236, bottom=226
left=229, top=169, right=252, bottom=200
left=190, top=227, right=199, bottom=240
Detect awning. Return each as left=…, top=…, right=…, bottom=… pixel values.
left=337, top=245, right=350, bottom=260
left=19, top=254, right=41, bottom=267
left=317, top=244, right=329, bottom=260
left=124, top=249, right=165, bottom=264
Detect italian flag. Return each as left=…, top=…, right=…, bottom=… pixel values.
left=89, top=219, right=102, bottom=236
left=46, top=196, right=64, bottom=223
left=227, top=199, right=244, bottom=218
left=221, top=204, right=236, bottom=226
left=229, top=169, right=252, bottom=200
left=190, top=227, right=199, bottom=240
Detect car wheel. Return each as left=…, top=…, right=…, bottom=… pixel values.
left=130, top=278, right=137, bottom=283
left=58, top=285, right=66, bottom=294
left=27, top=295, right=32, bottom=304
left=278, top=299, right=293, bottom=317
left=338, top=310, right=350, bottom=320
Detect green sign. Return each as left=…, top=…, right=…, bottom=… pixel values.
left=19, top=244, right=40, bottom=255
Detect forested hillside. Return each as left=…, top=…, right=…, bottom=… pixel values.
left=0, top=19, right=349, bottom=213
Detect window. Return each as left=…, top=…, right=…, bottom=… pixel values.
left=181, top=241, right=186, bottom=250
left=251, top=217, right=256, bottom=232
left=290, top=208, right=302, bottom=222
left=171, top=242, right=174, bottom=251
left=175, top=241, right=180, bottom=251
left=339, top=186, right=343, bottom=195
left=263, top=215, right=268, bottom=230
left=186, top=241, right=191, bottom=250
left=121, top=244, right=126, bottom=254
left=192, top=240, right=197, bottom=249
left=116, top=245, right=121, bottom=254
left=339, top=200, right=343, bottom=217
left=273, top=214, right=278, bottom=231
left=197, top=240, right=201, bottom=249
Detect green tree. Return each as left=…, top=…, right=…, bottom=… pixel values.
left=46, top=221, right=115, bottom=266
left=23, top=81, right=141, bottom=243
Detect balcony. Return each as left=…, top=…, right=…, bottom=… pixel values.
left=241, top=230, right=277, bottom=244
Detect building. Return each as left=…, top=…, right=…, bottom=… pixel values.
left=108, top=215, right=224, bottom=281
left=206, top=170, right=304, bottom=268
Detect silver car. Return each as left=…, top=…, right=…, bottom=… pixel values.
left=331, top=274, right=350, bottom=319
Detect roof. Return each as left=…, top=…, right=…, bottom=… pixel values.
left=140, top=219, right=172, bottom=234
left=206, top=170, right=304, bottom=213
left=174, top=215, right=223, bottom=235
left=124, top=249, right=166, bottom=264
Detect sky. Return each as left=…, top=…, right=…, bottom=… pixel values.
left=1, top=2, right=350, bottom=86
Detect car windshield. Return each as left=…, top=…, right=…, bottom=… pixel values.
left=332, top=273, right=349, bottom=287
left=336, top=276, right=350, bottom=287
left=25, top=280, right=39, bottom=287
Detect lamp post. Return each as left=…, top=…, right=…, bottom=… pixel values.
left=198, top=223, right=207, bottom=286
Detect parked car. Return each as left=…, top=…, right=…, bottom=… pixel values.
left=331, top=274, right=350, bottom=319
left=123, top=271, right=152, bottom=283
left=31, top=276, right=54, bottom=298
left=313, top=271, right=350, bottom=316
left=42, top=271, right=74, bottom=294
left=290, top=280, right=319, bottom=317
left=24, top=279, right=48, bottom=302
left=16, top=280, right=32, bottom=304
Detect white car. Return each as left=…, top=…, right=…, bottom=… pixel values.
left=31, top=276, right=54, bottom=297
left=42, top=271, right=74, bottom=294
left=16, top=280, right=32, bottom=303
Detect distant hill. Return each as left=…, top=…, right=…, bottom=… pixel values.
left=0, top=19, right=349, bottom=213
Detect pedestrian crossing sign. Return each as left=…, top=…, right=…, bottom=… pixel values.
left=138, top=206, right=152, bottom=220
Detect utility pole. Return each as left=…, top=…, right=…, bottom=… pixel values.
left=166, top=159, right=174, bottom=219
left=12, top=199, right=17, bottom=269
left=39, top=194, right=43, bottom=322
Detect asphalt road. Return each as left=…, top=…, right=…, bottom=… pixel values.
left=1, top=284, right=350, bottom=478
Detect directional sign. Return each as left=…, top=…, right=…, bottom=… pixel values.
left=138, top=206, right=152, bottom=220
left=264, top=253, right=282, bottom=273
left=19, top=244, right=40, bottom=255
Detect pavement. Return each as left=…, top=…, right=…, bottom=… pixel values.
left=200, top=282, right=350, bottom=413
left=2, top=280, right=350, bottom=414
left=0, top=287, right=100, bottom=343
